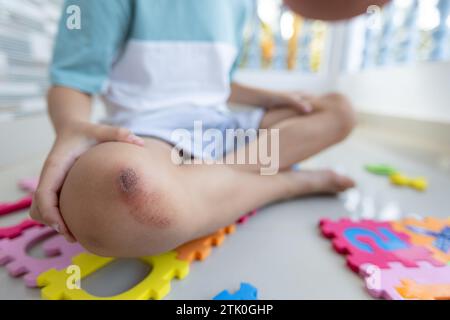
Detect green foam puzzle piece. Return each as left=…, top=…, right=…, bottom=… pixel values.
left=365, top=164, right=398, bottom=176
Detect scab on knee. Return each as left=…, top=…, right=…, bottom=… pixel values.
left=116, top=167, right=173, bottom=230
left=118, top=168, right=140, bottom=194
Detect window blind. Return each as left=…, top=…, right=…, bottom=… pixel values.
left=0, top=0, right=62, bottom=121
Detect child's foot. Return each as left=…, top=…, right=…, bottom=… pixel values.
left=281, top=169, right=355, bottom=199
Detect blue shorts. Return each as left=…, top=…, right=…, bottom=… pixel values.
left=108, top=106, right=265, bottom=160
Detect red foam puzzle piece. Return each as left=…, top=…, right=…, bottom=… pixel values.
left=0, top=195, right=33, bottom=216
left=0, top=219, right=43, bottom=239
left=319, top=218, right=443, bottom=273
left=237, top=209, right=258, bottom=224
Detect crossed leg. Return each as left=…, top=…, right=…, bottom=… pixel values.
left=58, top=93, right=356, bottom=257
left=227, top=92, right=356, bottom=172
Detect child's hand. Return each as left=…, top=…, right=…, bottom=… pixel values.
left=30, top=121, right=145, bottom=242
left=265, top=91, right=316, bottom=114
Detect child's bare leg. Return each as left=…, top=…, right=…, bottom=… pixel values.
left=59, top=139, right=352, bottom=258
left=227, top=92, right=356, bottom=172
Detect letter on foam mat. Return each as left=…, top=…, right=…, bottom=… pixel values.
left=360, top=261, right=450, bottom=300
left=319, top=219, right=443, bottom=273
left=37, top=251, right=189, bottom=300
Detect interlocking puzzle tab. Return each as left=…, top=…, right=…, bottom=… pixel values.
left=0, top=226, right=84, bottom=287
left=213, top=283, right=258, bottom=300
left=392, top=217, right=450, bottom=264
left=319, top=218, right=442, bottom=273
left=37, top=251, right=189, bottom=300
left=360, top=261, right=450, bottom=300
left=175, top=225, right=235, bottom=262
left=0, top=219, right=42, bottom=239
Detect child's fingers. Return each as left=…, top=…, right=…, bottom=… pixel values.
left=62, top=232, right=77, bottom=243
left=125, top=134, right=146, bottom=146
left=33, top=151, right=79, bottom=235
left=91, top=124, right=145, bottom=146
left=30, top=190, right=73, bottom=240
left=285, top=93, right=313, bottom=114
left=296, top=100, right=313, bottom=113
left=29, top=201, right=44, bottom=223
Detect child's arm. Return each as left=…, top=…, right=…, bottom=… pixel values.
left=30, top=86, right=144, bottom=242
left=228, top=82, right=315, bottom=114
left=47, top=86, right=92, bottom=134
left=30, top=0, right=135, bottom=241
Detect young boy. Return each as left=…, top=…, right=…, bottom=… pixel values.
left=30, top=0, right=356, bottom=257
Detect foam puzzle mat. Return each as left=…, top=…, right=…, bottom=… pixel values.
left=1, top=182, right=448, bottom=299
left=0, top=188, right=254, bottom=300
left=319, top=217, right=450, bottom=300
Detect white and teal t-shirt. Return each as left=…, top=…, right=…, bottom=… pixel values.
left=51, top=0, right=253, bottom=123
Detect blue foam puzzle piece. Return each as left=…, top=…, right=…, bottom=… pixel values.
left=343, top=227, right=409, bottom=253
left=213, top=283, right=258, bottom=300
left=407, top=225, right=450, bottom=253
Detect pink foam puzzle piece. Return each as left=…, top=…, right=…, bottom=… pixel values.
left=346, top=240, right=443, bottom=272
left=360, top=261, right=450, bottom=300
left=394, top=246, right=442, bottom=267
left=319, top=218, right=443, bottom=273
left=0, top=219, right=43, bottom=239
left=0, top=225, right=85, bottom=287
left=41, top=234, right=84, bottom=257
left=0, top=195, right=33, bottom=216
left=18, top=177, right=39, bottom=193
left=237, top=209, right=258, bottom=224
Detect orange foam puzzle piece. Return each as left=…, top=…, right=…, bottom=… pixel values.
left=396, top=279, right=450, bottom=300
left=175, top=225, right=236, bottom=262
left=392, top=217, right=450, bottom=264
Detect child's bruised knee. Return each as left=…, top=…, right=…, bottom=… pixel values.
left=59, top=142, right=185, bottom=257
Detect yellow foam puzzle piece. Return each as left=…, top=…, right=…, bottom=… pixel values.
left=36, top=251, right=189, bottom=300
left=389, top=173, right=410, bottom=186
left=408, top=177, right=428, bottom=191
left=389, top=173, right=428, bottom=191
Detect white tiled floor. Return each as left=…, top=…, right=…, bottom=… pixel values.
left=0, top=127, right=449, bottom=300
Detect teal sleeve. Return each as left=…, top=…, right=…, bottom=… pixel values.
left=50, top=0, right=132, bottom=94
left=229, top=48, right=243, bottom=81
left=229, top=0, right=254, bottom=80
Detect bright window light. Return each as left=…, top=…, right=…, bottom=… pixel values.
left=417, top=0, right=440, bottom=31
left=395, top=0, right=414, bottom=9
left=257, top=0, right=281, bottom=26
left=418, top=6, right=440, bottom=30
left=280, top=11, right=294, bottom=40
